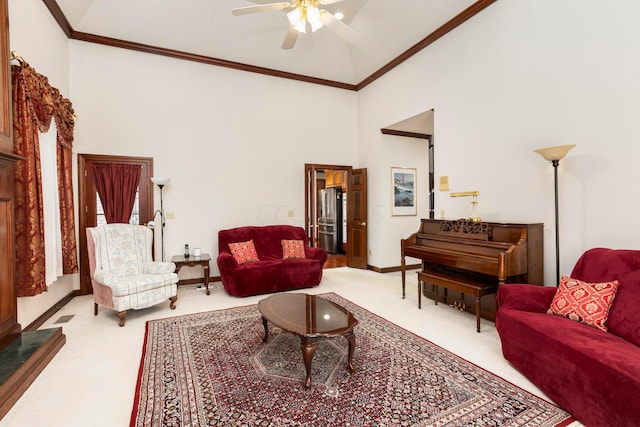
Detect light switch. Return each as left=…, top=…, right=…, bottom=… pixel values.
left=439, top=176, right=450, bottom=191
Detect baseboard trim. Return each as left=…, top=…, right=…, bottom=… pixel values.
left=24, top=291, right=78, bottom=332
left=177, top=276, right=221, bottom=286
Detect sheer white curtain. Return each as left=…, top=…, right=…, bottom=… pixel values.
left=39, top=119, right=63, bottom=286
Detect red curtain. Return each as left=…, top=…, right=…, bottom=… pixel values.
left=54, top=96, right=79, bottom=274
left=12, top=62, right=78, bottom=296
left=91, top=163, right=142, bottom=224
left=12, top=65, right=49, bottom=296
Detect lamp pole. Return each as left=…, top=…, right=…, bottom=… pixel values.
left=534, top=145, right=575, bottom=286
left=150, top=177, right=171, bottom=262
left=158, top=183, right=166, bottom=262
left=551, top=159, right=560, bottom=286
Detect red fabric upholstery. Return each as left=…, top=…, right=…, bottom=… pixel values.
left=496, top=248, right=640, bottom=426
left=217, top=225, right=327, bottom=297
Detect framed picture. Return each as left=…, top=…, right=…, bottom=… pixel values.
left=391, top=167, right=417, bottom=216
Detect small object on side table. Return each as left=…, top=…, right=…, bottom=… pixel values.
left=172, top=253, right=211, bottom=295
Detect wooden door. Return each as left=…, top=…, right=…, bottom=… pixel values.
left=347, top=168, right=367, bottom=269
left=77, top=154, right=154, bottom=295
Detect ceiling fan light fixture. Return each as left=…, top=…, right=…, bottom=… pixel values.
left=287, top=7, right=307, bottom=33
left=307, top=6, right=324, bottom=32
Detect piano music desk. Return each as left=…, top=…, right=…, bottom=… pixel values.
left=417, top=268, right=498, bottom=332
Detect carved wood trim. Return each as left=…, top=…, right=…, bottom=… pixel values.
left=438, top=219, right=490, bottom=241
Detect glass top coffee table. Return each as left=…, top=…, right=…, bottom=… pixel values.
left=258, top=293, right=358, bottom=388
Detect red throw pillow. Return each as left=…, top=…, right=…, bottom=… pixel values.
left=282, top=239, right=306, bottom=259
left=228, top=240, right=259, bottom=264
left=547, top=276, right=619, bottom=332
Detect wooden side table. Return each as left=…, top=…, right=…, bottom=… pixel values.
left=172, top=254, right=212, bottom=295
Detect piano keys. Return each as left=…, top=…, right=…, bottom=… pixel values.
left=401, top=219, right=543, bottom=330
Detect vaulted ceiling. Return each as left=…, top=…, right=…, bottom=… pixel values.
left=46, top=0, right=496, bottom=90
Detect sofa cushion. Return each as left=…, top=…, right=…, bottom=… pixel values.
left=231, top=258, right=323, bottom=296
left=228, top=240, right=259, bottom=264
left=497, top=306, right=640, bottom=426
left=282, top=239, right=306, bottom=259
left=547, top=276, right=619, bottom=332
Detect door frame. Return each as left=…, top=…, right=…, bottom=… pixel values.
left=305, top=164, right=351, bottom=247
left=77, top=154, right=154, bottom=295
left=305, top=163, right=368, bottom=269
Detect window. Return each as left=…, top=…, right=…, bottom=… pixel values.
left=96, top=190, right=140, bottom=226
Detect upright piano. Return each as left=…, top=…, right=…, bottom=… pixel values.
left=401, top=219, right=543, bottom=328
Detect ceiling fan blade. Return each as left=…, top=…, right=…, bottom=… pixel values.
left=281, top=26, right=299, bottom=49
left=232, top=3, right=292, bottom=16
left=319, top=10, right=358, bottom=44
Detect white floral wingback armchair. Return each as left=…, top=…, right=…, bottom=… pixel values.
left=86, top=223, right=178, bottom=326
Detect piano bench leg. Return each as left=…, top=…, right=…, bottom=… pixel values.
left=476, top=296, right=481, bottom=333
left=433, top=285, right=438, bottom=305
left=418, top=280, right=422, bottom=309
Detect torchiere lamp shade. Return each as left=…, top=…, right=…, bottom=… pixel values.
left=150, top=176, right=170, bottom=187
left=534, top=144, right=576, bottom=162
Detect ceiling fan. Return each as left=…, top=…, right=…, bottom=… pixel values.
left=232, top=0, right=358, bottom=49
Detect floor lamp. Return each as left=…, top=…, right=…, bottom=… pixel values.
left=149, top=177, right=170, bottom=261
left=534, top=144, right=575, bottom=286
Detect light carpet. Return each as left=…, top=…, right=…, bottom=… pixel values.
left=130, top=292, right=573, bottom=426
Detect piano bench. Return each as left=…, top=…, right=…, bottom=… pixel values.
left=417, top=269, right=498, bottom=332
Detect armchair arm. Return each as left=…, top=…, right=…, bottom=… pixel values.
left=217, top=253, right=238, bottom=274
left=305, top=246, right=328, bottom=263
left=143, top=261, right=177, bottom=274
left=93, top=269, right=122, bottom=288
left=497, top=284, right=557, bottom=313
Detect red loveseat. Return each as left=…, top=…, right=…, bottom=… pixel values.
left=217, top=225, right=327, bottom=297
left=496, top=248, right=640, bottom=426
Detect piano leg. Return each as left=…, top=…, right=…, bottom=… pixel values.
left=476, top=296, right=481, bottom=333
left=418, top=279, right=422, bottom=309
left=401, top=255, right=406, bottom=299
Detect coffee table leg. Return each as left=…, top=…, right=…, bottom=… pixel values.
left=344, top=332, right=356, bottom=373
left=300, top=337, right=318, bottom=388
left=261, top=317, right=269, bottom=343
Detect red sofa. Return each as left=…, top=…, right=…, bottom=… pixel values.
left=496, top=248, right=640, bottom=426
left=217, top=225, right=327, bottom=297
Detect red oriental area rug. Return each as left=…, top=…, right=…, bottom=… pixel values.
left=130, top=293, right=574, bottom=427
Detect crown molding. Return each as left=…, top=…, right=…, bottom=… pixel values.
left=41, top=0, right=496, bottom=91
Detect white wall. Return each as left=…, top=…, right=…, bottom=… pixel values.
left=360, top=0, right=640, bottom=284
left=69, top=41, right=359, bottom=276
left=11, top=0, right=640, bottom=327
left=9, top=0, right=77, bottom=327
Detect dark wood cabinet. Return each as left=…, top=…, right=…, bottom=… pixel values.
left=0, top=0, right=19, bottom=347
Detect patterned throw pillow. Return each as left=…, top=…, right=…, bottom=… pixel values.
left=282, top=239, right=306, bottom=259
left=228, top=240, right=259, bottom=264
left=547, top=276, right=620, bottom=332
